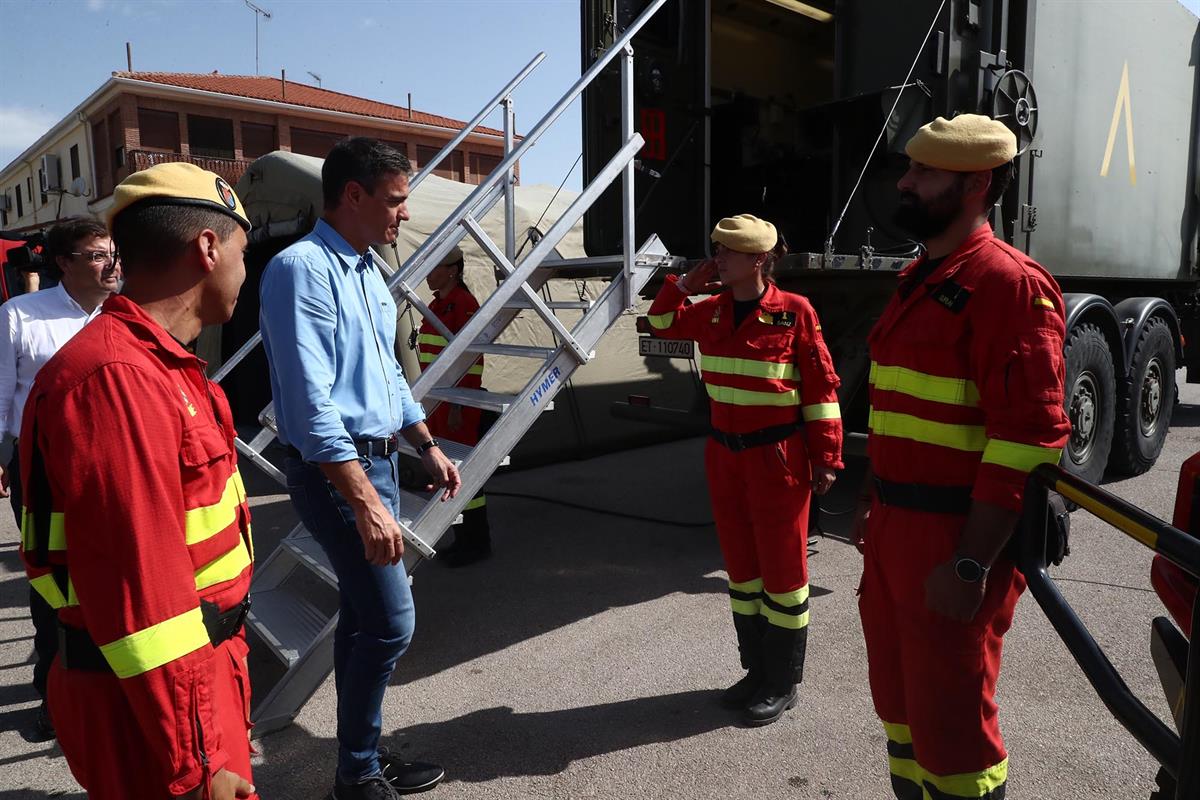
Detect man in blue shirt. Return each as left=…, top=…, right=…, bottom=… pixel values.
left=260, top=137, right=459, bottom=800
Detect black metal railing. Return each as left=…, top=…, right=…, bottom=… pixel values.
left=1020, top=464, right=1200, bottom=799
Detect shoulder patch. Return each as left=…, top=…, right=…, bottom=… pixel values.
left=931, top=279, right=971, bottom=313
left=1033, top=296, right=1056, bottom=311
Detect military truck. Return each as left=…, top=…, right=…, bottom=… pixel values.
left=581, top=0, right=1200, bottom=481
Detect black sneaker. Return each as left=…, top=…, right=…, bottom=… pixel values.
left=379, top=748, right=445, bottom=795
left=332, top=775, right=400, bottom=800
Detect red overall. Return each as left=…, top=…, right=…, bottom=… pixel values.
left=20, top=296, right=255, bottom=799
left=649, top=277, right=842, bottom=683
left=861, top=224, right=1070, bottom=798
left=418, top=283, right=489, bottom=527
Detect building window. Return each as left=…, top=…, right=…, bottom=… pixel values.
left=138, top=107, right=181, bottom=151
left=291, top=128, right=345, bottom=159
left=187, top=114, right=235, bottom=159
left=92, top=120, right=110, bottom=195
left=38, top=169, right=46, bottom=204
left=417, top=144, right=464, bottom=182
left=469, top=152, right=502, bottom=181
left=69, top=144, right=81, bottom=181
left=26, top=178, right=33, bottom=207
left=241, top=122, right=276, bottom=159
left=16, top=185, right=24, bottom=218
left=108, top=109, right=123, bottom=176
left=382, top=140, right=408, bottom=160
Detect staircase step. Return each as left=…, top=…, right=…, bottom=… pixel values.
left=426, top=386, right=554, bottom=414
left=247, top=587, right=332, bottom=667
left=280, top=534, right=337, bottom=587
left=395, top=438, right=509, bottom=468
left=466, top=342, right=560, bottom=360
left=503, top=297, right=593, bottom=311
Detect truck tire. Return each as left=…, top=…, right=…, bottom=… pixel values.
left=1110, top=316, right=1176, bottom=476
left=1062, top=323, right=1116, bottom=484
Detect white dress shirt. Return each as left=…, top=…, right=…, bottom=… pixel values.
left=0, top=284, right=103, bottom=441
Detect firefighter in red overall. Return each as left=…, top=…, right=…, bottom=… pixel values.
left=20, top=163, right=257, bottom=800
left=852, top=115, right=1071, bottom=798
left=417, top=246, right=492, bottom=566
left=648, top=214, right=843, bottom=726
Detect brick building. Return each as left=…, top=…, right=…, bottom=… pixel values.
left=0, top=71, right=512, bottom=233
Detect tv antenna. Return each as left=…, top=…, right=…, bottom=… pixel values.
left=245, top=1, right=272, bottom=75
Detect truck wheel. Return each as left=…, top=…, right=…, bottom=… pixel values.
left=1110, top=317, right=1176, bottom=476
left=1062, top=323, right=1116, bottom=484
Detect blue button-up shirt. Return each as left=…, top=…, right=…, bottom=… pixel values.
left=259, top=219, right=425, bottom=463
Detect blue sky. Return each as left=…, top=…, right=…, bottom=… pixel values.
left=0, top=0, right=586, bottom=189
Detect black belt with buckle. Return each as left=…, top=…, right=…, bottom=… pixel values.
left=286, top=435, right=400, bottom=461
left=873, top=477, right=973, bottom=515
left=710, top=423, right=800, bottom=452
left=59, top=596, right=252, bottom=672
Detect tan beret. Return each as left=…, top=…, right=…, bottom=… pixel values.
left=108, top=162, right=251, bottom=230
left=905, top=114, right=1017, bottom=172
left=711, top=214, right=777, bottom=254
left=438, top=245, right=464, bottom=267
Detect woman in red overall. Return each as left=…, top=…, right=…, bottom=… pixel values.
left=418, top=246, right=492, bottom=566
left=648, top=214, right=843, bottom=725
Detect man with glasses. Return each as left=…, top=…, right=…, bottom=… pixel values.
left=0, top=215, right=120, bottom=740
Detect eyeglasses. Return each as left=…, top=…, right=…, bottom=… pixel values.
left=69, top=250, right=120, bottom=265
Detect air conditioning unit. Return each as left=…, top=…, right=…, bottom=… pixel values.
left=40, top=154, right=62, bottom=192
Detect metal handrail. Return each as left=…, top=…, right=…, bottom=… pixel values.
left=387, top=0, right=671, bottom=295
left=1019, top=463, right=1200, bottom=799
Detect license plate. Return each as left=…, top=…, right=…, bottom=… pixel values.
left=638, top=337, right=694, bottom=359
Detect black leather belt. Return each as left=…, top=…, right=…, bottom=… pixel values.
left=873, top=477, right=973, bottom=515
left=710, top=423, right=800, bottom=452
left=58, top=596, right=251, bottom=672
left=286, top=435, right=400, bottom=461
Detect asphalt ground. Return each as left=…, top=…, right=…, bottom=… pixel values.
left=2, top=374, right=1196, bottom=799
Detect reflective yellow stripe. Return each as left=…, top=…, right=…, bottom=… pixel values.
left=185, top=472, right=244, bottom=545
left=802, top=402, right=840, bottom=422
left=21, top=509, right=65, bottom=552
left=924, top=758, right=1008, bottom=797
left=417, top=333, right=448, bottom=346
left=467, top=364, right=484, bottom=376
left=888, top=754, right=924, bottom=787
left=647, top=311, right=676, bottom=330
left=193, top=540, right=252, bottom=591
left=464, top=495, right=487, bottom=511
left=981, top=440, right=1062, bottom=473
left=870, top=362, right=980, bottom=407
left=99, top=606, right=210, bottom=679
left=30, top=573, right=68, bottom=609
left=882, top=721, right=913, bottom=745
left=706, top=384, right=800, bottom=407
left=418, top=351, right=436, bottom=363
left=1055, top=480, right=1160, bottom=550
left=766, top=586, right=809, bottom=606
left=700, top=354, right=797, bottom=381
left=729, top=577, right=762, bottom=616
left=731, top=597, right=761, bottom=616
left=1034, top=296, right=1056, bottom=310
left=868, top=409, right=986, bottom=452
left=761, top=586, right=811, bottom=629
left=761, top=605, right=810, bottom=629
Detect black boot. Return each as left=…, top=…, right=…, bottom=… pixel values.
left=720, top=613, right=765, bottom=708
left=444, top=500, right=491, bottom=567
left=743, top=625, right=806, bottom=726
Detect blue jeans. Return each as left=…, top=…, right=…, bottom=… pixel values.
left=284, top=453, right=415, bottom=783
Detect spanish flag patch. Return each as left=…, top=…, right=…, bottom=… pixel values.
left=1034, top=296, right=1056, bottom=310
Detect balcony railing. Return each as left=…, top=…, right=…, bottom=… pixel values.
left=127, top=150, right=255, bottom=186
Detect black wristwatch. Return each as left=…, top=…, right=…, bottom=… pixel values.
left=953, top=556, right=990, bottom=583
left=416, top=438, right=441, bottom=456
